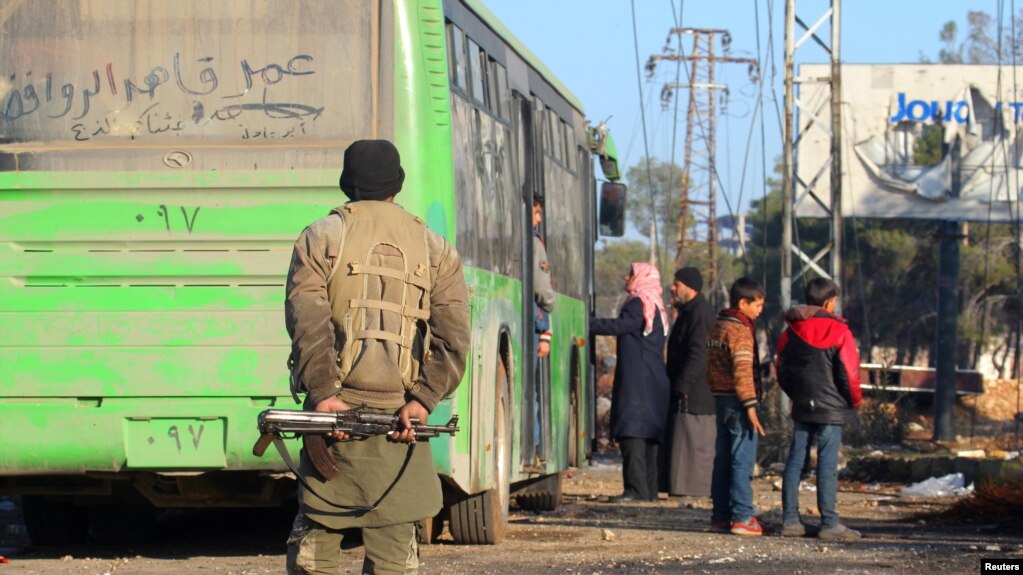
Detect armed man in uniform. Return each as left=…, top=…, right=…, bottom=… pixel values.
left=284, top=140, right=470, bottom=574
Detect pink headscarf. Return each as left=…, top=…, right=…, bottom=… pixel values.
left=621, top=262, right=669, bottom=336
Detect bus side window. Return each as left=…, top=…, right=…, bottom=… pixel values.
left=564, top=123, right=576, bottom=172
left=467, top=39, right=488, bottom=107
left=447, top=23, right=468, bottom=91
left=534, top=96, right=548, bottom=152
left=548, top=108, right=561, bottom=164
left=492, top=61, right=511, bottom=122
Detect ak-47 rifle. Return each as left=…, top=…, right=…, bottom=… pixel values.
left=253, top=408, right=459, bottom=480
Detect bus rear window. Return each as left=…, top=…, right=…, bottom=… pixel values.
left=0, top=1, right=380, bottom=171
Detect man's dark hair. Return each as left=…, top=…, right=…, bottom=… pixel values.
left=533, top=194, right=544, bottom=207
left=729, top=277, right=766, bottom=308
left=804, top=277, right=839, bottom=307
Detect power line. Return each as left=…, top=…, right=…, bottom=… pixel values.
left=648, top=27, right=759, bottom=297
left=631, top=0, right=658, bottom=263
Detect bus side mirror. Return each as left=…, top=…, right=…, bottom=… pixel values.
left=598, top=182, right=627, bottom=237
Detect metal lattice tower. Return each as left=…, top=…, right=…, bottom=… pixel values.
left=781, top=0, right=842, bottom=310
left=649, top=29, right=758, bottom=298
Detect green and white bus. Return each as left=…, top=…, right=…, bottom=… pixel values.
left=0, top=0, right=624, bottom=545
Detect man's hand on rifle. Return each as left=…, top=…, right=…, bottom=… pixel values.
left=391, top=399, right=429, bottom=444
left=316, top=396, right=352, bottom=440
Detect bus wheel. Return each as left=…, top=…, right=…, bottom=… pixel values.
left=449, top=358, right=510, bottom=544
left=515, top=473, right=564, bottom=511
left=21, top=496, right=90, bottom=546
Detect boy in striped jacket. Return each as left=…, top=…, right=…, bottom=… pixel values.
left=707, top=277, right=767, bottom=536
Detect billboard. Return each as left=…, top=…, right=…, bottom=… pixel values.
left=797, top=64, right=1021, bottom=222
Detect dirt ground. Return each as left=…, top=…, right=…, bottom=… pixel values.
left=2, top=457, right=1022, bottom=575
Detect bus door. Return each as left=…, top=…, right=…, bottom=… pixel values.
left=515, top=93, right=549, bottom=470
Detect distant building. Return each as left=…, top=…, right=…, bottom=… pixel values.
left=717, top=213, right=751, bottom=256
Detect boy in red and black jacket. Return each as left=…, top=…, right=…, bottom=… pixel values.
left=776, top=277, right=863, bottom=540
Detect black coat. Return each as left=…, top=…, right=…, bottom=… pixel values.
left=665, top=293, right=715, bottom=415
left=591, top=298, right=670, bottom=440
left=776, top=306, right=863, bottom=425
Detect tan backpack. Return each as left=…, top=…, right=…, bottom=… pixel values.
left=322, top=202, right=433, bottom=409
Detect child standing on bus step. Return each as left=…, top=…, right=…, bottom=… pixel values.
left=776, top=277, right=863, bottom=540
left=708, top=277, right=767, bottom=535
left=532, top=195, right=555, bottom=460
left=591, top=262, right=670, bottom=503
left=533, top=195, right=556, bottom=356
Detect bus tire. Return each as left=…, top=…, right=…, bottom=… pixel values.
left=449, top=357, right=510, bottom=544
left=514, top=473, right=563, bottom=511
left=21, top=496, right=90, bottom=546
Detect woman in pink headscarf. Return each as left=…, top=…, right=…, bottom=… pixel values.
left=591, top=262, right=671, bottom=503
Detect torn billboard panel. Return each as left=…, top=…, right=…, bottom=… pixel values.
left=797, top=64, right=1021, bottom=222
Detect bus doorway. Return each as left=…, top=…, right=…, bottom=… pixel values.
left=516, top=94, right=551, bottom=471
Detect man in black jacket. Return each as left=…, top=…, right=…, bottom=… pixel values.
left=663, top=267, right=717, bottom=497
left=776, top=277, right=862, bottom=540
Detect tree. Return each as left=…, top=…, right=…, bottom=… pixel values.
left=927, top=9, right=1023, bottom=65
left=965, top=11, right=998, bottom=65
left=745, top=160, right=829, bottom=342
left=623, top=157, right=687, bottom=277
left=937, top=21, right=963, bottom=64
left=913, top=124, right=943, bottom=167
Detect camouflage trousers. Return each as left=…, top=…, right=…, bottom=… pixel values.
left=286, top=512, right=419, bottom=575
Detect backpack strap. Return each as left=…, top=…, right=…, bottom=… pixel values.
left=326, top=212, right=346, bottom=283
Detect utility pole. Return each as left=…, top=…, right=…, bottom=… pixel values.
left=782, top=0, right=842, bottom=434
left=781, top=0, right=843, bottom=309
left=648, top=29, right=757, bottom=303
left=934, top=136, right=963, bottom=443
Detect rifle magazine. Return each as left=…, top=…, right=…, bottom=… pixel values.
left=303, top=434, right=342, bottom=480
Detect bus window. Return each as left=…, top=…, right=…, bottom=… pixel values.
left=492, top=62, right=510, bottom=122
left=467, top=40, right=487, bottom=107
left=447, top=23, right=468, bottom=91
left=533, top=97, right=548, bottom=153
left=564, top=124, right=576, bottom=172
left=548, top=108, right=561, bottom=164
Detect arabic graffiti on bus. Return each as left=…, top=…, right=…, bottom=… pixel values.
left=2, top=53, right=321, bottom=141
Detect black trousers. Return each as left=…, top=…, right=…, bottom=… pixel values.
left=619, top=436, right=659, bottom=501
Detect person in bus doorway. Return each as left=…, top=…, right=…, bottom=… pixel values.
left=284, top=140, right=470, bottom=575
left=708, top=277, right=767, bottom=536
left=591, top=262, right=670, bottom=503
left=663, top=267, right=716, bottom=498
left=776, top=277, right=863, bottom=540
left=532, top=195, right=556, bottom=462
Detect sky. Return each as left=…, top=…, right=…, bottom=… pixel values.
left=484, top=0, right=984, bottom=226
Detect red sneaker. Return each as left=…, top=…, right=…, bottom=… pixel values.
left=730, top=517, right=764, bottom=536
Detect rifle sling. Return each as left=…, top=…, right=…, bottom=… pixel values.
left=270, top=434, right=415, bottom=515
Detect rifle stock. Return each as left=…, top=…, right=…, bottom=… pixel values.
left=252, top=433, right=274, bottom=457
